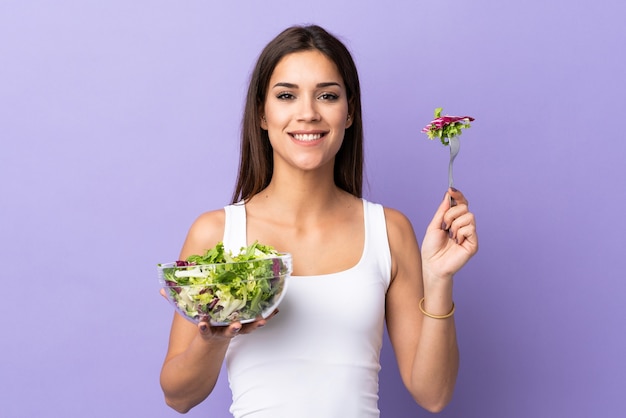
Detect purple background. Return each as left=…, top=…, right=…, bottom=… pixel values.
left=1, top=1, right=625, bottom=417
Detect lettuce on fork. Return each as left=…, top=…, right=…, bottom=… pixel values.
left=421, top=107, right=474, bottom=145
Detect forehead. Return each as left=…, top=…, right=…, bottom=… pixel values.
left=270, top=50, right=343, bottom=85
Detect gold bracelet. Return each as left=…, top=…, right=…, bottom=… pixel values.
left=419, top=297, right=455, bottom=319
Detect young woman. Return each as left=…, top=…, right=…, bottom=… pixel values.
left=160, top=25, right=478, bottom=417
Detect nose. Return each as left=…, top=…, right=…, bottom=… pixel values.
left=296, top=96, right=321, bottom=122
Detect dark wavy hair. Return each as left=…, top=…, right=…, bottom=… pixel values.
left=231, top=25, right=364, bottom=203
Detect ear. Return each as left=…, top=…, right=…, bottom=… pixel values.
left=259, top=104, right=268, bottom=130
left=345, top=113, right=353, bottom=129
left=345, top=99, right=355, bottom=129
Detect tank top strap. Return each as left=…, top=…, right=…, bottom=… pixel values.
left=223, top=202, right=247, bottom=254
left=362, top=200, right=392, bottom=289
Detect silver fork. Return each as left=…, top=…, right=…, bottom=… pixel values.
left=448, top=136, right=460, bottom=207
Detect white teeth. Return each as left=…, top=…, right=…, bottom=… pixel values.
left=292, top=133, right=322, bottom=141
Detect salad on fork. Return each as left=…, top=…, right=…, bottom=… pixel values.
left=422, top=107, right=474, bottom=207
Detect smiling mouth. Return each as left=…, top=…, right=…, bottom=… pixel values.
left=291, top=133, right=324, bottom=142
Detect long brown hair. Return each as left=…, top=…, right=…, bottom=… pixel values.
left=231, top=25, right=364, bottom=203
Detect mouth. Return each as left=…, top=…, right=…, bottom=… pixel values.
left=290, top=132, right=326, bottom=142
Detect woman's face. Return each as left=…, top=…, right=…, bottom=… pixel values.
left=261, top=50, right=352, bottom=174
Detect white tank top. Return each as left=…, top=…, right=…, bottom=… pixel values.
left=223, top=199, right=392, bottom=418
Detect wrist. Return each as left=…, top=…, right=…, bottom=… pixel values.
left=421, top=271, right=454, bottom=317
left=422, top=270, right=454, bottom=295
left=421, top=262, right=454, bottom=283
left=419, top=297, right=455, bottom=319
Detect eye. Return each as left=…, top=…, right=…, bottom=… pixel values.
left=318, top=92, right=339, bottom=101
left=276, top=92, right=295, bottom=100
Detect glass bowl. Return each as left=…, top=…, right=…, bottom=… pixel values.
left=158, top=253, right=291, bottom=326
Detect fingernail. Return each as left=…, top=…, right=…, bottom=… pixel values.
left=199, top=324, right=208, bottom=332
left=449, top=229, right=454, bottom=239
left=441, top=221, right=447, bottom=231
left=256, top=323, right=265, bottom=328
left=450, top=187, right=458, bottom=192
left=232, top=327, right=241, bottom=333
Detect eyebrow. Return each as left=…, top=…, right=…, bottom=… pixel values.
left=271, top=82, right=342, bottom=89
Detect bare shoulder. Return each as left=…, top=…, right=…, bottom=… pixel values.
left=383, top=206, right=421, bottom=281
left=383, top=206, right=418, bottom=244
left=179, top=209, right=226, bottom=259
left=189, top=209, right=225, bottom=232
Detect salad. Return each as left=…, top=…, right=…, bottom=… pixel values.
left=158, top=241, right=291, bottom=325
left=421, top=107, right=474, bottom=145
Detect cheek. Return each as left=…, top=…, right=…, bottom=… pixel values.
left=265, top=108, right=289, bottom=128
left=333, top=113, right=351, bottom=130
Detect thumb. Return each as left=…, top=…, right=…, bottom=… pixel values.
left=426, top=191, right=451, bottom=232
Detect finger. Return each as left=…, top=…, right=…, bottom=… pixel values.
left=449, top=187, right=468, bottom=207
left=159, top=288, right=170, bottom=301
left=449, top=213, right=476, bottom=245
left=442, top=202, right=470, bottom=233
left=198, top=321, right=212, bottom=336
left=427, top=191, right=453, bottom=232
left=226, top=322, right=242, bottom=338
left=198, top=320, right=242, bottom=339
left=264, top=308, right=280, bottom=320
left=242, top=309, right=280, bottom=333
left=242, top=318, right=268, bottom=334
left=455, top=222, right=478, bottom=249
left=438, top=188, right=470, bottom=231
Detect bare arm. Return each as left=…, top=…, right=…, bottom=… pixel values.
left=159, top=210, right=270, bottom=413
left=160, top=313, right=236, bottom=413
left=385, top=188, right=478, bottom=413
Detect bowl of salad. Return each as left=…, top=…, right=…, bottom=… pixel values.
left=158, top=241, right=292, bottom=326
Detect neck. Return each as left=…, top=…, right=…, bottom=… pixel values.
left=247, top=164, right=355, bottom=220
